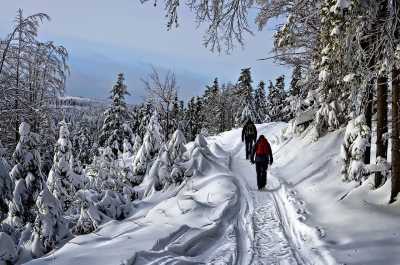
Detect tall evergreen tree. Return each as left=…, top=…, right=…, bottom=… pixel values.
left=236, top=68, right=258, bottom=125
left=202, top=78, right=222, bottom=134
left=99, top=73, right=132, bottom=157
left=47, top=121, right=75, bottom=212
left=267, top=75, right=287, bottom=121
left=7, top=122, right=44, bottom=226
left=254, top=80, right=268, bottom=122
left=132, top=111, right=163, bottom=180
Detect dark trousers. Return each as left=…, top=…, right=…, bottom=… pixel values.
left=245, top=139, right=254, bottom=160
left=256, top=162, right=268, bottom=189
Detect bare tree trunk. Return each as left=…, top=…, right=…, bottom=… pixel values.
left=375, top=75, right=388, bottom=188
left=364, top=84, right=373, bottom=164
left=391, top=66, right=400, bottom=202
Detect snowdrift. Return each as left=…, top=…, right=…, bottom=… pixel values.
left=273, top=125, right=400, bottom=265
left=25, top=135, right=246, bottom=265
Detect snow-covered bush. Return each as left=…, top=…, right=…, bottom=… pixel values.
left=148, top=146, right=171, bottom=190
left=341, top=115, right=370, bottom=182
left=132, top=111, right=163, bottom=179
left=184, top=133, right=213, bottom=178
left=146, top=129, right=188, bottom=192
left=72, top=188, right=132, bottom=235
left=72, top=190, right=107, bottom=235
left=96, top=190, right=132, bottom=220
left=313, top=102, right=340, bottom=140
left=31, top=187, right=70, bottom=257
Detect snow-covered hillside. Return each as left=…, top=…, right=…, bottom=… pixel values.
left=24, top=122, right=400, bottom=265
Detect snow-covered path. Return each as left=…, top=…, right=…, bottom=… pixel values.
left=215, top=123, right=335, bottom=265
left=216, top=123, right=298, bottom=265
left=233, top=157, right=298, bottom=265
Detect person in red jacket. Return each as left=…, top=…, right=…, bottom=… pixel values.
left=251, top=135, right=273, bottom=190
left=242, top=119, right=257, bottom=160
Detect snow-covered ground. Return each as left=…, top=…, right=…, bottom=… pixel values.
left=24, top=122, right=400, bottom=265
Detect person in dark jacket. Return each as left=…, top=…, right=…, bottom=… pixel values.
left=242, top=119, right=257, bottom=160
left=251, top=135, right=273, bottom=190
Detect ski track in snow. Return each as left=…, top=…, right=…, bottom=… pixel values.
left=231, top=154, right=299, bottom=265
left=251, top=191, right=298, bottom=265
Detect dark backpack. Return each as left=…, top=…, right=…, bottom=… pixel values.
left=256, top=138, right=270, bottom=156
left=245, top=124, right=255, bottom=138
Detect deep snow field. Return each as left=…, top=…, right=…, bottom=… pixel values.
left=24, top=123, right=400, bottom=265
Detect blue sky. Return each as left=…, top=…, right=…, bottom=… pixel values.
left=0, top=0, right=290, bottom=103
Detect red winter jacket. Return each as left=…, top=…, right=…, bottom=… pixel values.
left=251, top=135, right=273, bottom=165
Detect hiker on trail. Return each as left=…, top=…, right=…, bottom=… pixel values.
left=242, top=119, right=257, bottom=160
left=251, top=135, right=273, bottom=190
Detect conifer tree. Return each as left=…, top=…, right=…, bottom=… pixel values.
left=267, top=76, right=287, bottom=122
left=31, top=187, right=70, bottom=257
left=47, top=121, right=75, bottom=212
left=254, top=80, right=268, bottom=122
left=76, top=128, right=91, bottom=166
left=99, top=73, right=132, bottom=157
left=8, top=122, right=44, bottom=226
left=132, top=111, right=163, bottom=181
left=203, top=78, right=222, bottom=134
left=236, top=68, right=259, bottom=125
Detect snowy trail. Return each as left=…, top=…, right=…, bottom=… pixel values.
left=215, top=123, right=336, bottom=265
left=217, top=128, right=298, bottom=265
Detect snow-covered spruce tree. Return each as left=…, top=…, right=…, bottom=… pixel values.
left=0, top=142, right=12, bottom=221
left=167, top=129, right=187, bottom=185
left=284, top=65, right=303, bottom=121
left=235, top=68, right=259, bottom=125
left=132, top=111, right=163, bottom=183
left=202, top=78, right=222, bottom=134
left=31, top=187, right=70, bottom=257
left=131, top=134, right=142, bottom=158
left=93, top=147, right=119, bottom=191
left=254, top=80, right=268, bottom=122
left=7, top=122, right=44, bottom=227
left=123, top=138, right=134, bottom=159
left=47, top=121, right=75, bottom=212
left=148, top=146, right=171, bottom=191
left=185, top=96, right=205, bottom=141
left=312, top=0, right=353, bottom=139
left=76, top=128, right=91, bottom=166
left=99, top=73, right=132, bottom=157
left=341, top=115, right=371, bottom=183
left=38, top=115, right=57, bottom=176
left=267, top=76, right=288, bottom=122
left=150, top=129, right=188, bottom=190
